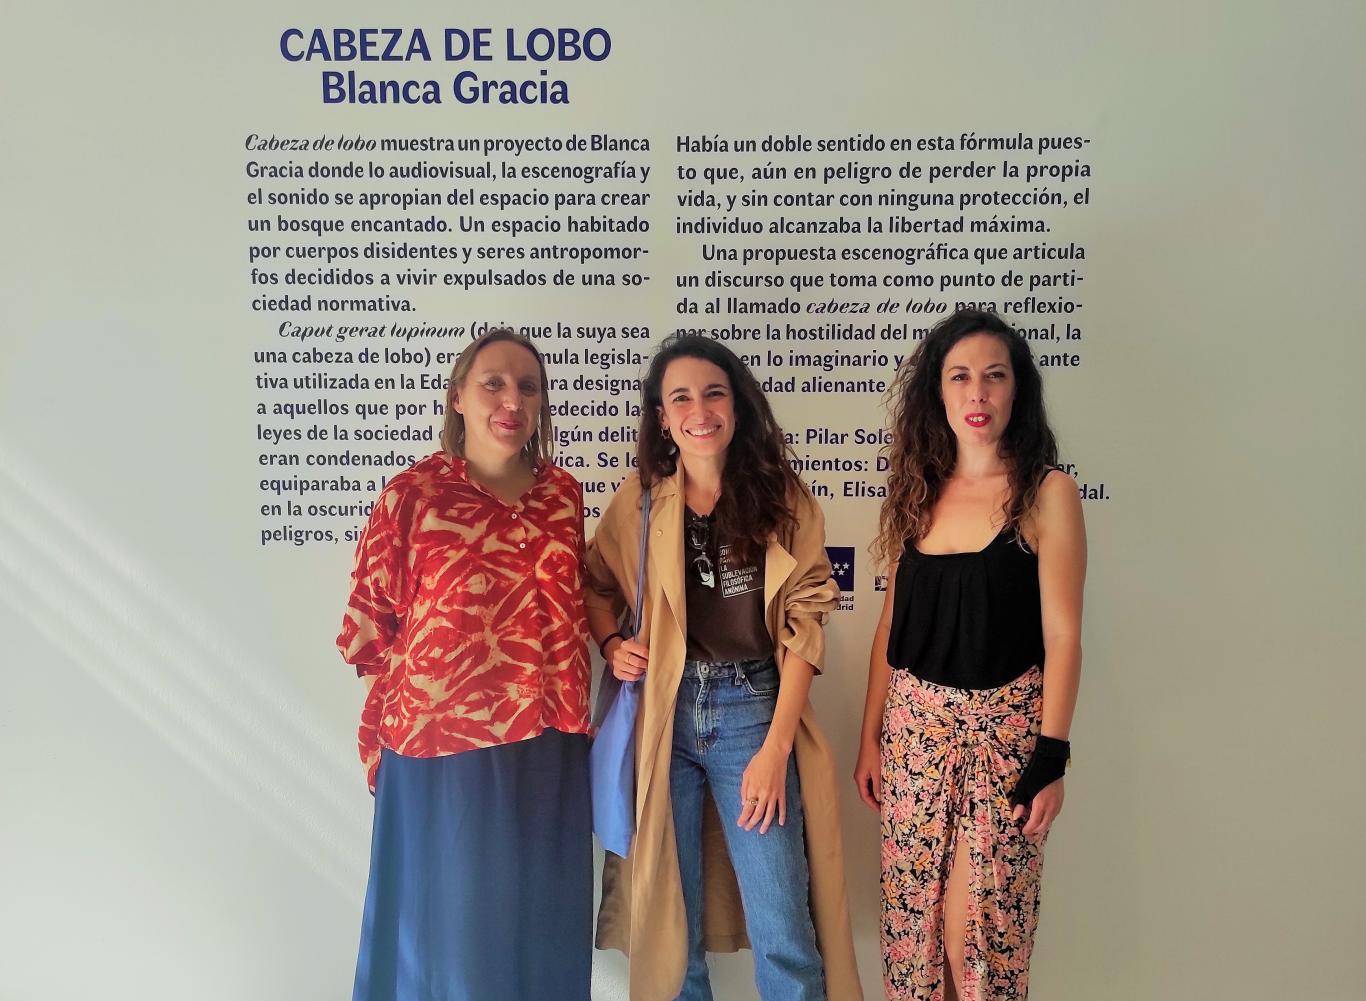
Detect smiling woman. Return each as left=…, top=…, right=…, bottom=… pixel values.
left=584, top=334, right=862, bottom=1001
left=337, top=326, right=594, bottom=1001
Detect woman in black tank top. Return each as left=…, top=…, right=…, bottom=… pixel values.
left=855, top=309, right=1087, bottom=1001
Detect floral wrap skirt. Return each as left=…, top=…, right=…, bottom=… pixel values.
left=880, top=667, right=1047, bottom=1001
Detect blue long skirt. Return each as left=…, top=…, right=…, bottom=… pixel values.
left=353, top=730, right=592, bottom=1001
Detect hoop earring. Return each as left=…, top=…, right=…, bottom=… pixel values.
left=660, top=425, right=670, bottom=438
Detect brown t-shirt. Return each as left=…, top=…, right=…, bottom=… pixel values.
left=683, top=507, right=771, bottom=662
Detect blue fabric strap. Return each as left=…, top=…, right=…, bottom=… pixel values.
left=631, top=488, right=651, bottom=638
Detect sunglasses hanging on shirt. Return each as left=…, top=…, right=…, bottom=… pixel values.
left=686, top=512, right=716, bottom=589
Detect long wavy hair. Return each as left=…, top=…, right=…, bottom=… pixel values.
left=637, top=334, right=803, bottom=564
left=874, top=309, right=1058, bottom=566
left=441, top=326, right=554, bottom=467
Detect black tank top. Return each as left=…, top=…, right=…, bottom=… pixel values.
left=887, top=528, right=1045, bottom=689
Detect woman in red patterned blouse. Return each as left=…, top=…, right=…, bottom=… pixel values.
left=339, top=327, right=593, bottom=1001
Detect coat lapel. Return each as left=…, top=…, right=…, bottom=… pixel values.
left=763, top=535, right=797, bottom=637
left=636, top=469, right=686, bottom=829
left=647, top=469, right=686, bottom=640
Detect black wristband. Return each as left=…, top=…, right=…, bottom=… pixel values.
left=598, top=631, right=626, bottom=659
left=1008, top=736, right=1071, bottom=808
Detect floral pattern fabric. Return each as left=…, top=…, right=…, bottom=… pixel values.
left=337, top=453, right=591, bottom=790
left=880, top=667, right=1046, bottom=1001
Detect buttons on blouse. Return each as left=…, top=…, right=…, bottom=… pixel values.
left=518, top=542, right=526, bottom=549
left=510, top=512, right=518, bottom=520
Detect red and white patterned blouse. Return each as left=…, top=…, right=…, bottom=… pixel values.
left=337, top=452, right=591, bottom=789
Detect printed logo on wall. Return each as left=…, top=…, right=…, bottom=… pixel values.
left=826, top=546, right=855, bottom=611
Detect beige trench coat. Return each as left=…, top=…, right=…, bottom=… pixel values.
left=584, top=468, right=863, bottom=1001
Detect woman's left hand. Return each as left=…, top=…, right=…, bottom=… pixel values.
left=1012, top=777, right=1064, bottom=839
left=738, top=743, right=790, bottom=833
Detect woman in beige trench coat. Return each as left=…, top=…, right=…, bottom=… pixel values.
left=584, top=334, right=862, bottom=1001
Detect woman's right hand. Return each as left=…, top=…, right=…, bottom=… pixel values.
left=853, top=739, right=882, bottom=810
left=607, top=636, right=650, bottom=682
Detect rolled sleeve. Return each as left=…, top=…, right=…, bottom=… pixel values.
left=337, top=486, right=406, bottom=678
left=778, top=492, right=839, bottom=673
left=584, top=537, right=629, bottom=620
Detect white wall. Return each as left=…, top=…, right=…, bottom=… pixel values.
left=2, top=2, right=1363, bottom=998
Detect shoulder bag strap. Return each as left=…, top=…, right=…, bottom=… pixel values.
left=631, top=488, right=651, bottom=638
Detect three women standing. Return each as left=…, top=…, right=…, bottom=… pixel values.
left=856, top=309, right=1086, bottom=1000
left=338, top=311, right=1080, bottom=1001
left=338, top=328, right=593, bottom=1001
left=585, top=335, right=862, bottom=1001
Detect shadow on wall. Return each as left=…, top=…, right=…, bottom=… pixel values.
left=0, top=444, right=365, bottom=900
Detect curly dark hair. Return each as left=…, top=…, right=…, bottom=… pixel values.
left=637, top=334, right=804, bottom=564
left=874, top=309, right=1058, bottom=566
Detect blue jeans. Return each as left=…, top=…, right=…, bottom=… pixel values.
left=670, top=658, right=826, bottom=1001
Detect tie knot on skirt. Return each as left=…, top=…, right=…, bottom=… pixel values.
left=878, top=667, right=1047, bottom=1001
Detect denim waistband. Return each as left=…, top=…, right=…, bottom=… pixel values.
left=681, top=656, right=775, bottom=681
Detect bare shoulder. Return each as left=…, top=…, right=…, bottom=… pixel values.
left=1034, top=469, right=1086, bottom=548
left=1039, top=468, right=1082, bottom=511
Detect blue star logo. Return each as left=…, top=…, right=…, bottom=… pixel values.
left=825, top=547, right=855, bottom=591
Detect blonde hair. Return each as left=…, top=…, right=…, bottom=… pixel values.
left=440, top=327, right=554, bottom=466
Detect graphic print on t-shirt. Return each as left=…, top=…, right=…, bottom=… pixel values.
left=718, top=544, right=762, bottom=599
